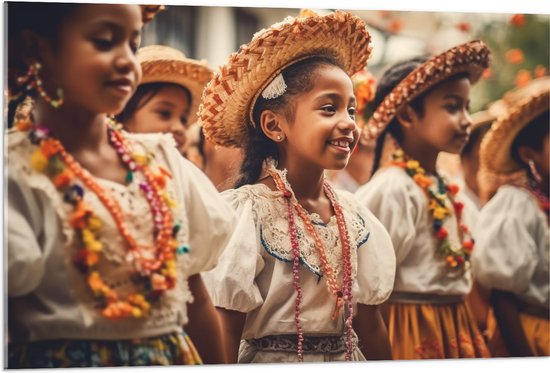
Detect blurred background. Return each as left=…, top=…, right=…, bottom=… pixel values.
left=141, top=5, right=549, bottom=113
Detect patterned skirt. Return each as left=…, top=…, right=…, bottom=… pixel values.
left=387, top=294, right=491, bottom=360
left=8, top=331, right=202, bottom=368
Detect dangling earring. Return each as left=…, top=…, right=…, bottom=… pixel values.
left=16, top=62, right=64, bottom=108
left=528, top=159, right=543, bottom=184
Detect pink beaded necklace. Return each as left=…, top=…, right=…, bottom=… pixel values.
left=268, top=168, right=354, bottom=362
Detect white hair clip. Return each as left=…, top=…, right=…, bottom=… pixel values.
left=261, top=73, right=287, bottom=100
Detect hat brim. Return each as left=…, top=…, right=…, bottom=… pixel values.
left=365, top=40, right=491, bottom=140
left=480, top=88, right=550, bottom=175
left=199, top=10, right=372, bottom=148
left=140, top=58, right=213, bottom=126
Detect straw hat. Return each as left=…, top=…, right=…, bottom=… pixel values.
left=365, top=40, right=491, bottom=140
left=137, top=45, right=214, bottom=125
left=198, top=9, right=372, bottom=148
left=140, top=4, right=165, bottom=24
left=479, top=86, right=550, bottom=175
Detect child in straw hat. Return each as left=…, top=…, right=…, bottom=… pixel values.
left=200, top=9, right=396, bottom=363
left=472, top=82, right=550, bottom=357
left=355, top=41, right=492, bottom=359
left=117, top=44, right=213, bottom=155
left=6, top=3, right=234, bottom=367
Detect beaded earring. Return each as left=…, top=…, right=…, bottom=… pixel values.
left=528, top=159, right=543, bottom=184
left=16, top=62, right=64, bottom=108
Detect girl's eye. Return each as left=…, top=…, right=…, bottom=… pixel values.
left=93, top=38, right=114, bottom=51
left=130, top=41, right=140, bottom=54
left=445, top=104, right=460, bottom=113
left=157, top=110, right=172, bottom=120
left=321, top=105, right=336, bottom=114
left=180, top=116, right=188, bottom=126
left=348, top=107, right=357, bottom=118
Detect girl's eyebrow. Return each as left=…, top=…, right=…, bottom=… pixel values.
left=91, top=19, right=141, bottom=37
left=442, top=93, right=464, bottom=101
left=154, top=100, right=177, bottom=108
left=314, top=92, right=356, bottom=105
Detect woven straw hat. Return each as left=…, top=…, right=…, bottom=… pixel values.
left=479, top=85, right=550, bottom=175
left=365, top=40, right=491, bottom=140
left=137, top=45, right=214, bottom=125
left=198, top=9, right=372, bottom=148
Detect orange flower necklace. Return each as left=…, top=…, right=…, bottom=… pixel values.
left=391, top=148, right=474, bottom=270
left=21, top=118, right=186, bottom=320
left=268, top=167, right=354, bottom=362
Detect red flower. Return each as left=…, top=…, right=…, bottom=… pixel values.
left=436, top=227, right=448, bottom=240
left=447, top=184, right=459, bottom=196
left=515, top=69, right=532, bottom=88
left=505, top=49, right=525, bottom=64
left=456, top=22, right=471, bottom=33
left=510, top=14, right=526, bottom=27
left=534, top=65, right=548, bottom=78
left=389, top=19, right=403, bottom=33
left=456, top=256, right=465, bottom=265
left=454, top=201, right=464, bottom=214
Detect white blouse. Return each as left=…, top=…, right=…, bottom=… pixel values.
left=472, top=185, right=549, bottom=308
left=7, top=129, right=236, bottom=341
left=355, top=166, right=473, bottom=296
left=202, top=166, right=396, bottom=340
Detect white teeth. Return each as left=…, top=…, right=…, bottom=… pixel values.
left=330, top=140, right=350, bottom=148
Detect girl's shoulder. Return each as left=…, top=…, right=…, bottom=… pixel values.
left=222, top=183, right=282, bottom=207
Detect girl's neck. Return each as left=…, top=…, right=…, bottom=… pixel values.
left=34, top=101, right=108, bottom=152
left=399, top=137, right=439, bottom=174
left=278, top=158, right=325, bottom=200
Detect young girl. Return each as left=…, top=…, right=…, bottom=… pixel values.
left=6, top=2, right=234, bottom=367
left=355, top=41, right=492, bottom=360
left=472, top=86, right=549, bottom=357
left=116, top=44, right=213, bottom=156
left=199, top=10, right=396, bottom=363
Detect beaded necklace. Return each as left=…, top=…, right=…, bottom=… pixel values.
left=20, top=118, right=186, bottom=320
left=267, top=166, right=354, bottom=362
left=391, top=148, right=474, bottom=270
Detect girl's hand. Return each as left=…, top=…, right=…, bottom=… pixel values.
left=185, top=274, right=227, bottom=364
left=353, top=303, right=393, bottom=360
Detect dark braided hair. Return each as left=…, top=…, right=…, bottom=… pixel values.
left=7, top=2, right=79, bottom=127
left=511, top=110, right=550, bottom=179
left=369, top=56, right=429, bottom=176
left=234, top=55, right=344, bottom=188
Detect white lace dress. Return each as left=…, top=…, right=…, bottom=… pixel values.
left=7, top=129, right=236, bottom=341
left=202, top=161, right=396, bottom=363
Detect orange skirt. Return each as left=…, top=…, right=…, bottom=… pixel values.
left=520, top=313, right=550, bottom=356
left=387, top=301, right=491, bottom=360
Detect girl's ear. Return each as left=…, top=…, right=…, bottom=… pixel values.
left=395, top=104, right=420, bottom=131
left=19, top=30, right=43, bottom=65
left=259, top=110, right=286, bottom=143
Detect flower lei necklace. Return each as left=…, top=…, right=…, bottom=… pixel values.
left=391, top=148, right=474, bottom=270
left=18, top=118, right=188, bottom=321
left=267, top=165, right=354, bottom=362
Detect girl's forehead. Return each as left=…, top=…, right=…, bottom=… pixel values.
left=66, top=3, right=142, bottom=27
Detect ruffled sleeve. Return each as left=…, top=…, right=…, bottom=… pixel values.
left=472, top=186, right=538, bottom=294
left=343, top=191, right=396, bottom=305
left=150, top=133, right=237, bottom=276
left=355, top=166, right=420, bottom=265
left=7, top=168, right=46, bottom=297
left=201, top=188, right=265, bottom=313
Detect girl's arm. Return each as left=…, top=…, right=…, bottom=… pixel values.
left=353, top=303, right=393, bottom=360
left=490, top=289, right=533, bottom=356
left=185, top=274, right=227, bottom=364
left=216, top=307, right=247, bottom=364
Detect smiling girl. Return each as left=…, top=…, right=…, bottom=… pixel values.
left=355, top=41, right=492, bottom=360
left=116, top=44, right=214, bottom=155
left=6, top=2, right=234, bottom=367
left=199, top=10, right=396, bottom=363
